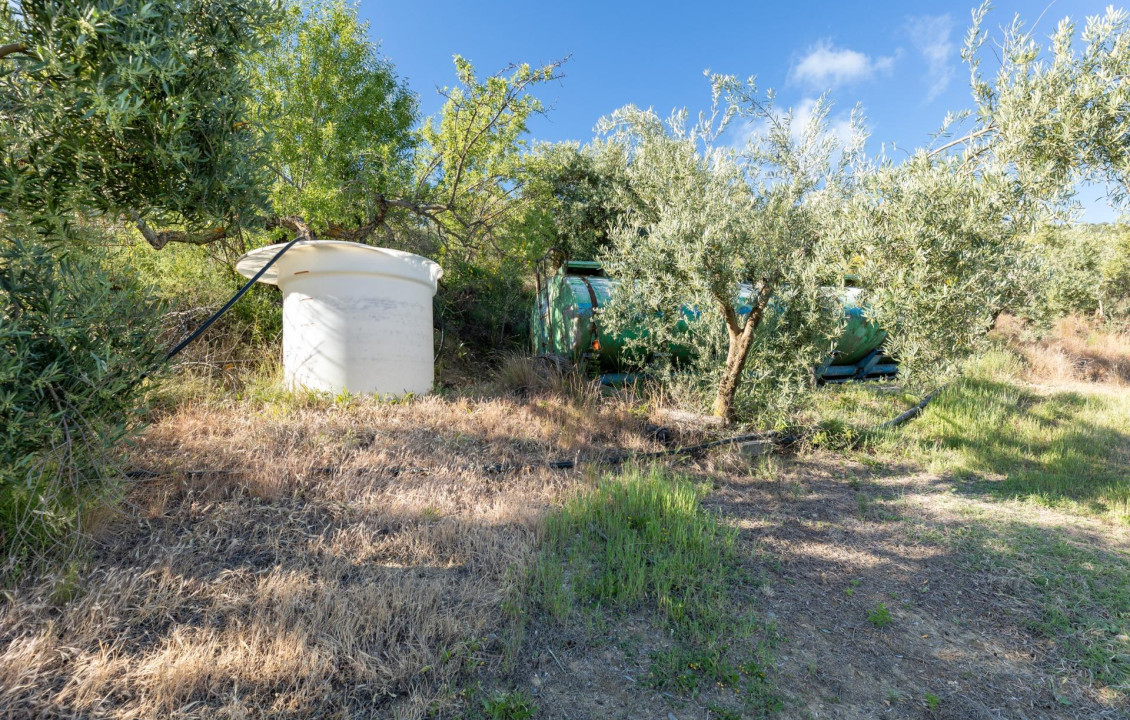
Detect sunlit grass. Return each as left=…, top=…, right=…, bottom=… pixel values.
left=531, top=465, right=781, bottom=713
left=810, top=349, right=1130, bottom=522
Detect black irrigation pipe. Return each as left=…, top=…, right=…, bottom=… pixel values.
left=485, top=429, right=800, bottom=474
left=133, top=236, right=303, bottom=387
left=875, top=387, right=944, bottom=431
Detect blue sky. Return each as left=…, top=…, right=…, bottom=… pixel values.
left=359, top=0, right=1124, bottom=222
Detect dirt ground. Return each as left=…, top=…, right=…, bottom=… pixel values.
left=2, top=382, right=1128, bottom=719
left=512, top=451, right=1130, bottom=720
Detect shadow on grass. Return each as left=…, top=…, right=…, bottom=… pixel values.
left=894, top=377, right=1130, bottom=521
left=705, top=458, right=1130, bottom=717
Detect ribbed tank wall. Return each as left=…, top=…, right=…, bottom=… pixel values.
left=236, top=241, right=442, bottom=397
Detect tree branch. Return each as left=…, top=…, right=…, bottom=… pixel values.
left=266, top=216, right=315, bottom=242
left=132, top=211, right=230, bottom=249
left=0, top=43, right=29, bottom=61
left=927, top=125, right=995, bottom=157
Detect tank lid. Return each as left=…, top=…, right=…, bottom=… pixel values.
left=235, top=240, right=443, bottom=289
left=561, top=260, right=605, bottom=276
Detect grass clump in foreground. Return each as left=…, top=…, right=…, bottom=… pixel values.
left=532, top=465, right=781, bottom=715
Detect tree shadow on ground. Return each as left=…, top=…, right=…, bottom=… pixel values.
left=698, top=453, right=1129, bottom=720
left=894, top=378, right=1130, bottom=520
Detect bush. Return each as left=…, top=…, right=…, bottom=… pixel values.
left=0, top=237, right=164, bottom=568
left=436, top=260, right=532, bottom=356
left=1029, top=223, right=1130, bottom=323
left=109, top=236, right=283, bottom=377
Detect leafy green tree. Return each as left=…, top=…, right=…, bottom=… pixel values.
left=849, top=4, right=1130, bottom=370
left=952, top=4, right=1130, bottom=207
left=252, top=0, right=418, bottom=235
left=1, top=0, right=280, bottom=564
left=412, top=56, right=563, bottom=264
left=842, top=153, right=1033, bottom=377
left=600, top=5, right=1130, bottom=421
left=1, top=0, right=281, bottom=242
left=516, top=140, right=632, bottom=262
left=1025, top=222, right=1130, bottom=321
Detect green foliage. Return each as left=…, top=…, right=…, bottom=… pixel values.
left=595, top=5, right=1130, bottom=418
left=598, top=84, right=861, bottom=419
left=418, top=56, right=562, bottom=264
left=436, top=260, right=530, bottom=354
left=962, top=4, right=1130, bottom=206
left=924, top=691, right=941, bottom=711
left=252, top=0, right=417, bottom=233
left=867, top=603, right=892, bottom=628
left=110, top=238, right=283, bottom=356
left=516, top=140, right=631, bottom=261
left=478, top=690, right=536, bottom=720
left=1025, top=222, right=1130, bottom=322
left=0, top=236, right=163, bottom=565
left=843, top=153, right=1033, bottom=381
left=1, top=0, right=282, bottom=238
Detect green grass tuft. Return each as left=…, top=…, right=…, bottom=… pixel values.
left=810, top=350, right=1130, bottom=523
left=532, top=465, right=781, bottom=712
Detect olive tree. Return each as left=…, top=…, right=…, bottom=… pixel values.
left=599, top=86, right=865, bottom=420
left=846, top=4, right=1130, bottom=376
left=515, top=140, right=633, bottom=262
left=1, top=0, right=281, bottom=240
left=600, top=4, right=1130, bottom=421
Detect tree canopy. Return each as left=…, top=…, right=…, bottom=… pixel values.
left=1, top=0, right=281, bottom=240
left=252, top=0, right=418, bottom=236
left=598, top=4, right=1130, bottom=420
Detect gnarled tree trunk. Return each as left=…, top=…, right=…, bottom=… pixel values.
left=711, top=281, right=775, bottom=421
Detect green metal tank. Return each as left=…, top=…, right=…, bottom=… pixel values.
left=530, top=261, right=644, bottom=371
left=531, top=261, right=895, bottom=381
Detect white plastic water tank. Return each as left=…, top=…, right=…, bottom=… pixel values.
left=235, top=240, right=443, bottom=397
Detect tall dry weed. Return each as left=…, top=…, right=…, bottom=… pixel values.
left=1018, top=316, right=1130, bottom=385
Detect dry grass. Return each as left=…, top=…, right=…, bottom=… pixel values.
left=995, top=314, right=1130, bottom=385
left=0, top=390, right=663, bottom=719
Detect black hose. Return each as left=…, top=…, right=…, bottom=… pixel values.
left=163, top=237, right=301, bottom=363
left=132, top=237, right=302, bottom=388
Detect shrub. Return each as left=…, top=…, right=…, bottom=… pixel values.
left=0, top=237, right=163, bottom=568
left=1028, top=223, right=1130, bottom=324
left=109, top=236, right=283, bottom=375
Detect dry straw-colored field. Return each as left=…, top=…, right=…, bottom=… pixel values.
left=0, top=388, right=664, bottom=719
left=2, top=320, right=1128, bottom=719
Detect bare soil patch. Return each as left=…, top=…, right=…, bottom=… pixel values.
left=513, top=449, right=1129, bottom=719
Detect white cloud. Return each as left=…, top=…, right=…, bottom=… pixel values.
left=906, top=14, right=955, bottom=103
left=789, top=41, right=894, bottom=89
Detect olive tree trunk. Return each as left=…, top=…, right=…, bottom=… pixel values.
left=711, top=282, right=775, bottom=421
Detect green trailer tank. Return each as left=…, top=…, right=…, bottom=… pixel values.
left=530, top=260, right=895, bottom=382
